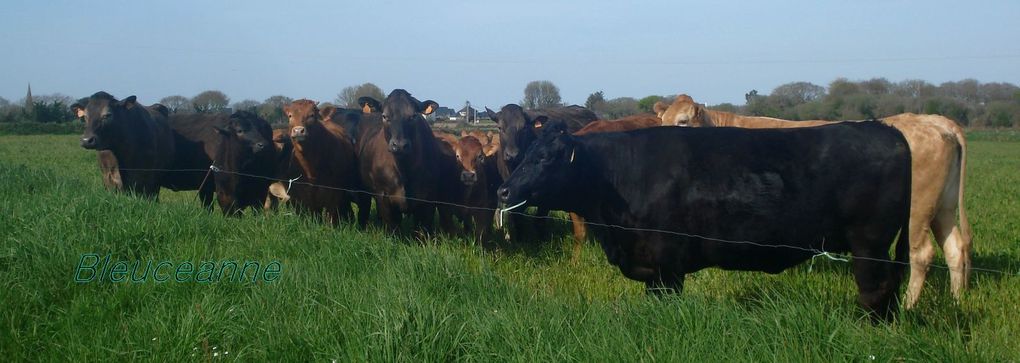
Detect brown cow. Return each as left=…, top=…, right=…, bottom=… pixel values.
left=282, top=99, right=360, bottom=224
left=350, top=113, right=408, bottom=229
left=573, top=113, right=663, bottom=135
left=319, top=105, right=375, bottom=226
left=436, top=135, right=501, bottom=245
left=655, top=94, right=972, bottom=308
left=77, top=92, right=175, bottom=198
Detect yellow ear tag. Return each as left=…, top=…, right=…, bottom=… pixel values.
left=362, top=104, right=372, bottom=114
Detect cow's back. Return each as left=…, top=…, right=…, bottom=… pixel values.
left=585, top=122, right=911, bottom=272
left=527, top=105, right=598, bottom=134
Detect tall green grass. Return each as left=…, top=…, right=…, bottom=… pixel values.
left=0, top=135, right=1018, bottom=361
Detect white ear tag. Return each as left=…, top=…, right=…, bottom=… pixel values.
left=569, top=148, right=575, bottom=163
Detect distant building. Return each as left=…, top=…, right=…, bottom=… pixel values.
left=25, top=83, right=34, bottom=111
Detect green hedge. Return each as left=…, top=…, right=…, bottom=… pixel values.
left=0, top=122, right=85, bottom=136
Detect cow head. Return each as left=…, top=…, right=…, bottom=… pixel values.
left=498, top=120, right=577, bottom=208
left=381, top=89, right=437, bottom=154
left=654, top=94, right=709, bottom=127
left=358, top=96, right=382, bottom=114
left=78, top=91, right=140, bottom=150
left=283, top=99, right=322, bottom=143
left=214, top=111, right=271, bottom=154
left=452, top=136, right=497, bottom=186
left=488, top=104, right=547, bottom=169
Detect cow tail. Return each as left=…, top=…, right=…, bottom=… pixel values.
left=953, top=126, right=973, bottom=255
left=894, top=146, right=912, bottom=280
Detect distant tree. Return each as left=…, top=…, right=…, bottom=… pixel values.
left=259, top=95, right=293, bottom=125
left=33, top=93, right=74, bottom=107
left=977, top=82, right=1020, bottom=103
left=828, top=78, right=861, bottom=98
left=891, top=79, right=936, bottom=99
left=859, top=78, right=892, bottom=95
left=522, top=80, right=562, bottom=109
left=232, top=99, right=260, bottom=112
left=923, top=97, right=971, bottom=125
left=708, top=103, right=740, bottom=114
left=585, top=91, right=606, bottom=116
left=335, top=83, right=385, bottom=108
left=191, top=90, right=230, bottom=113
left=770, top=82, right=826, bottom=107
left=585, top=91, right=605, bottom=109
left=159, top=95, right=191, bottom=114
left=0, top=96, right=10, bottom=109
left=601, top=97, right=640, bottom=118
left=637, top=95, right=665, bottom=113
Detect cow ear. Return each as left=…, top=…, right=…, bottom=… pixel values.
left=119, top=95, right=138, bottom=110
left=483, top=143, right=498, bottom=157
left=421, top=100, right=438, bottom=115
left=319, top=105, right=336, bottom=120
left=213, top=124, right=230, bottom=136
left=531, top=115, right=548, bottom=129
left=71, top=103, right=86, bottom=119
left=358, top=97, right=381, bottom=113
left=653, top=101, right=668, bottom=117
left=485, top=107, right=497, bottom=121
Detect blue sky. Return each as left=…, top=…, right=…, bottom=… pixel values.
left=2, top=1, right=1018, bottom=109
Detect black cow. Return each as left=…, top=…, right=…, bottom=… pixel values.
left=163, top=111, right=275, bottom=214
left=486, top=104, right=598, bottom=240
left=378, top=89, right=458, bottom=233
left=498, top=121, right=912, bottom=320
left=78, top=92, right=175, bottom=198
left=210, top=111, right=277, bottom=215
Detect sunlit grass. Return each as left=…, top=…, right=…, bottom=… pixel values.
left=0, top=134, right=1018, bottom=361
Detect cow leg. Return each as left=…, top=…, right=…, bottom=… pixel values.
left=849, top=231, right=903, bottom=322
left=413, top=204, right=436, bottom=233
left=932, top=206, right=971, bottom=302
left=569, top=212, right=587, bottom=262
left=437, top=205, right=458, bottom=236
left=376, top=197, right=400, bottom=231
left=645, top=273, right=685, bottom=296
left=535, top=207, right=552, bottom=241
left=355, top=194, right=372, bottom=228
left=473, top=209, right=495, bottom=249
left=904, top=221, right=935, bottom=310
left=198, top=183, right=216, bottom=210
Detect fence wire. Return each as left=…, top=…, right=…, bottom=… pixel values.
left=106, top=165, right=1018, bottom=277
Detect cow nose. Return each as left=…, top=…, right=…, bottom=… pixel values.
left=388, top=140, right=408, bottom=153
left=497, top=187, right=510, bottom=203
left=503, top=150, right=517, bottom=161
left=291, top=126, right=306, bottom=140
left=80, top=136, right=97, bottom=149
left=461, top=171, right=477, bottom=184
left=253, top=142, right=265, bottom=152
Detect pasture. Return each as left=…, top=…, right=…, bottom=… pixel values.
left=1, top=133, right=1018, bottom=361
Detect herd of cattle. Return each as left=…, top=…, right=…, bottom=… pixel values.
left=72, top=89, right=972, bottom=320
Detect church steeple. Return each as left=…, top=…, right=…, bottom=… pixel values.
left=25, top=83, right=34, bottom=110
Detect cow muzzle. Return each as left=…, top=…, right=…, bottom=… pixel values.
left=290, top=126, right=307, bottom=142
left=503, top=150, right=517, bottom=162
left=388, top=139, right=409, bottom=154
left=461, top=171, right=477, bottom=185
left=80, top=136, right=98, bottom=149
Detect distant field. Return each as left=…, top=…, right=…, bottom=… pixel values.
left=0, top=133, right=1018, bottom=361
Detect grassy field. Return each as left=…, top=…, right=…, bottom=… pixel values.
left=0, top=133, right=1018, bottom=361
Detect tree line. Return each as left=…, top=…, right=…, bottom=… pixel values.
left=3, top=78, right=1018, bottom=127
